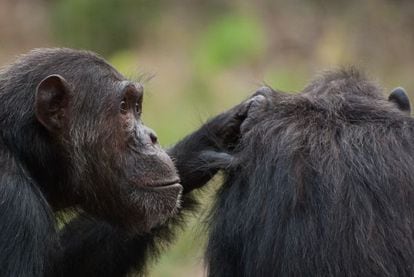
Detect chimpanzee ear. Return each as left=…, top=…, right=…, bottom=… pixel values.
left=388, top=87, right=411, bottom=115
left=35, top=74, right=72, bottom=132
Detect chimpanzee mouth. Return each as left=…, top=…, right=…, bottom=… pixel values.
left=149, top=179, right=182, bottom=190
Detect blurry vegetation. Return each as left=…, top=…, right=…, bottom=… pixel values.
left=193, top=14, right=265, bottom=75
left=51, top=0, right=161, bottom=55
left=1, top=0, right=414, bottom=276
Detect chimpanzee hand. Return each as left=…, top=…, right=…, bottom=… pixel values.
left=203, top=94, right=267, bottom=151
left=168, top=90, right=271, bottom=193
left=208, top=88, right=273, bottom=151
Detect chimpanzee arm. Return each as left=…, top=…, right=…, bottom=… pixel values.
left=168, top=94, right=266, bottom=193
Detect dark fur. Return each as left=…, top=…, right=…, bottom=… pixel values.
left=0, top=48, right=249, bottom=276
left=206, top=69, right=414, bottom=277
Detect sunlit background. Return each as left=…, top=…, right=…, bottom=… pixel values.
left=1, top=0, right=414, bottom=276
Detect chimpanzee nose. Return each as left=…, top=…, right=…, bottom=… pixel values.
left=141, top=125, right=159, bottom=145
left=149, top=132, right=158, bottom=145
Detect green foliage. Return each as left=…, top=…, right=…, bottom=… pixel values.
left=109, top=50, right=139, bottom=77
left=194, top=14, right=265, bottom=74
left=51, top=0, right=161, bottom=56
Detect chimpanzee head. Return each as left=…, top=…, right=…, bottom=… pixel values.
left=0, top=48, right=181, bottom=233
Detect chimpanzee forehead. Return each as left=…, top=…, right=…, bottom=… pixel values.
left=117, top=80, right=143, bottom=95
left=82, top=77, right=144, bottom=103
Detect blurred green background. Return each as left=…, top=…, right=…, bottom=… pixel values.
left=1, top=0, right=414, bottom=275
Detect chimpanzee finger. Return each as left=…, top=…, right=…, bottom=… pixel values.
left=219, top=94, right=270, bottom=149
left=199, top=150, right=234, bottom=170
left=252, top=85, right=275, bottom=97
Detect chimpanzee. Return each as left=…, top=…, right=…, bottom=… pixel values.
left=0, top=48, right=259, bottom=277
left=206, top=69, right=414, bottom=277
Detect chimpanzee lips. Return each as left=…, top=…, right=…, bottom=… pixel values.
left=148, top=179, right=181, bottom=189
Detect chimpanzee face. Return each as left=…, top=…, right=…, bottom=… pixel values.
left=35, top=59, right=182, bottom=233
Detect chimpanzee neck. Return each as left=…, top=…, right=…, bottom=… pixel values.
left=1, top=123, right=74, bottom=210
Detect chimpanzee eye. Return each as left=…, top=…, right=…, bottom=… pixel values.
left=135, top=102, right=141, bottom=114
left=120, top=99, right=128, bottom=114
